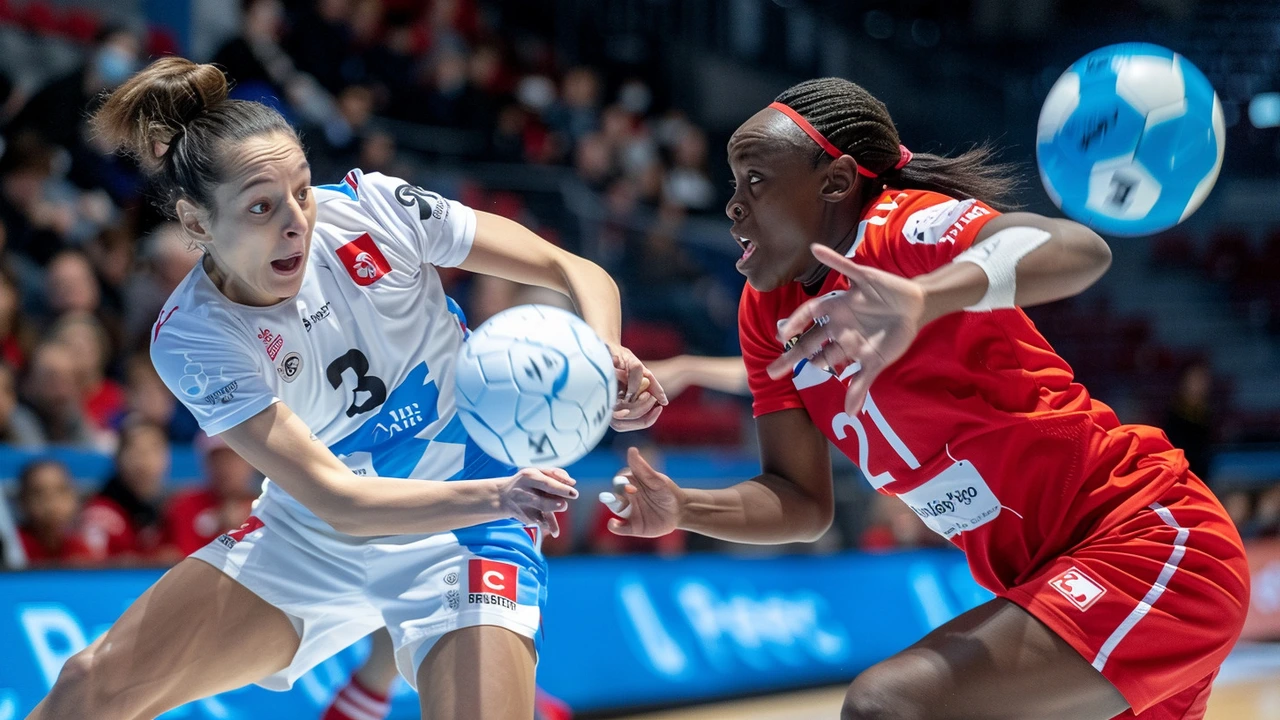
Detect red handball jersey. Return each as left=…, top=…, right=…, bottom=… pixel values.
left=740, top=189, right=1187, bottom=594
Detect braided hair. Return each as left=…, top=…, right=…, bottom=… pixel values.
left=775, top=78, right=1019, bottom=208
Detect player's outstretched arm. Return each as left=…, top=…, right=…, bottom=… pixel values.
left=459, top=211, right=668, bottom=430
left=606, top=409, right=834, bottom=544
left=220, top=402, right=579, bottom=537
left=916, top=212, right=1112, bottom=324
left=768, top=214, right=1111, bottom=415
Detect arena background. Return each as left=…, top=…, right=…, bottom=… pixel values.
left=0, top=0, right=1278, bottom=718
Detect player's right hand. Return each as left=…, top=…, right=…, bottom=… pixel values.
left=600, top=448, right=685, bottom=538
left=496, top=467, right=578, bottom=538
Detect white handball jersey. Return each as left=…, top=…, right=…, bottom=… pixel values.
left=151, top=169, right=500, bottom=520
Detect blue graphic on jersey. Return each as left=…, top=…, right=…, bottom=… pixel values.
left=316, top=180, right=358, bottom=201
left=328, top=361, right=442, bottom=478
left=445, top=295, right=469, bottom=335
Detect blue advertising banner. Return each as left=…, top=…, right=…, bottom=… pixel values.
left=0, top=550, right=989, bottom=719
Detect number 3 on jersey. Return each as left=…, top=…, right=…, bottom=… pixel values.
left=326, top=349, right=387, bottom=417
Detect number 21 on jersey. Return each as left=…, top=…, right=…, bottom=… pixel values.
left=831, top=392, right=1004, bottom=539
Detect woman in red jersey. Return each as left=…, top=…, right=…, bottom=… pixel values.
left=604, top=78, right=1249, bottom=720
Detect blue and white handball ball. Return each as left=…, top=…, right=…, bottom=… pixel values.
left=454, top=304, right=617, bottom=468
left=1036, top=43, right=1224, bottom=236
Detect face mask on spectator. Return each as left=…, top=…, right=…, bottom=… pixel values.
left=95, top=47, right=138, bottom=87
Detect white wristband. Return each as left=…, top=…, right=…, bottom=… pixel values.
left=951, top=227, right=1051, bottom=311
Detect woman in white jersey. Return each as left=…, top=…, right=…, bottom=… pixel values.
left=29, top=57, right=666, bottom=720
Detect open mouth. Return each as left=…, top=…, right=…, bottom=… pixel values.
left=735, top=236, right=756, bottom=266
left=271, top=255, right=302, bottom=274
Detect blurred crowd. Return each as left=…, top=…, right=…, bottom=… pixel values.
left=0, top=0, right=1278, bottom=571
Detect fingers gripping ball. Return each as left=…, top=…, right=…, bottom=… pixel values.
left=455, top=305, right=618, bottom=467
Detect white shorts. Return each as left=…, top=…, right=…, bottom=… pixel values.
left=190, top=492, right=546, bottom=691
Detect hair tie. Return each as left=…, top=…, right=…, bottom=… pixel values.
left=895, top=144, right=913, bottom=170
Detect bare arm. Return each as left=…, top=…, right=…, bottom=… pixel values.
left=679, top=409, right=833, bottom=543
left=458, top=210, right=668, bottom=427
left=219, top=402, right=577, bottom=537
left=610, top=409, right=834, bottom=544
left=646, top=355, right=749, bottom=400
left=917, top=212, right=1112, bottom=324
left=460, top=211, right=624, bottom=344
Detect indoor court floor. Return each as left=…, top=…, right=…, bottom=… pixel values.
left=615, top=643, right=1280, bottom=720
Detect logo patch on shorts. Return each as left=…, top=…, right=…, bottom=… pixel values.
left=217, top=515, right=265, bottom=548
left=1049, top=566, right=1107, bottom=611
left=468, top=559, right=518, bottom=610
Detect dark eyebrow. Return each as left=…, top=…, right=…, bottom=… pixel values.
left=237, top=160, right=312, bottom=194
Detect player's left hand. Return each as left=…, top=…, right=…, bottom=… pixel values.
left=767, top=243, right=926, bottom=416
left=608, top=343, right=669, bottom=431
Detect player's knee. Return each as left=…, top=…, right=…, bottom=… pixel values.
left=841, top=659, right=937, bottom=720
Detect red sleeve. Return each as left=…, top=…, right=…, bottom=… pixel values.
left=856, top=191, right=1001, bottom=278
left=738, top=285, right=805, bottom=418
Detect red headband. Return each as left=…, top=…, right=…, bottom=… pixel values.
left=768, top=101, right=912, bottom=178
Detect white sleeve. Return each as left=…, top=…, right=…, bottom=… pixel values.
left=352, top=170, right=478, bottom=268
left=150, top=312, right=279, bottom=436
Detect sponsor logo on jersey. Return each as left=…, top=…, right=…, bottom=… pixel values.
left=217, top=515, right=265, bottom=548
left=278, top=352, right=303, bottom=382
left=1049, top=566, right=1107, bottom=611
left=337, top=233, right=391, bottom=286
left=468, top=559, right=518, bottom=610
left=153, top=305, right=179, bottom=341
left=373, top=402, right=423, bottom=440
left=301, top=301, right=332, bottom=332
left=257, top=327, right=284, bottom=361
left=394, top=183, right=448, bottom=221
left=203, top=380, right=238, bottom=405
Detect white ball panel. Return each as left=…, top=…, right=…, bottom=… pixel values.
left=1037, top=71, right=1081, bottom=141
left=1114, top=54, right=1184, bottom=115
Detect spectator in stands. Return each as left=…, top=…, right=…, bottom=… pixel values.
left=0, top=270, right=32, bottom=369
left=1164, top=360, right=1214, bottom=481
left=210, top=0, right=289, bottom=96
left=285, top=0, right=356, bottom=94
left=7, top=25, right=143, bottom=205
left=80, top=420, right=176, bottom=564
left=549, top=67, right=602, bottom=147
left=7, top=25, right=139, bottom=151
left=663, top=124, right=715, bottom=212
left=21, top=342, right=103, bottom=448
left=0, top=364, right=43, bottom=447
left=165, top=433, right=259, bottom=556
left=120, top=352, right=199, bottom=442
left=122, top=223, right=201, bottom=347
left=16, top=458, right=94, bottom=566
left=43, top=250, right=102, bottom=321
left=0, top=137, right=75, bottom=265
left=50, top=313, right=124, bottom=431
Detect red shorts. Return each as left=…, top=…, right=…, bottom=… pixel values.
left=1003, top=472, right=1249, bottom=719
